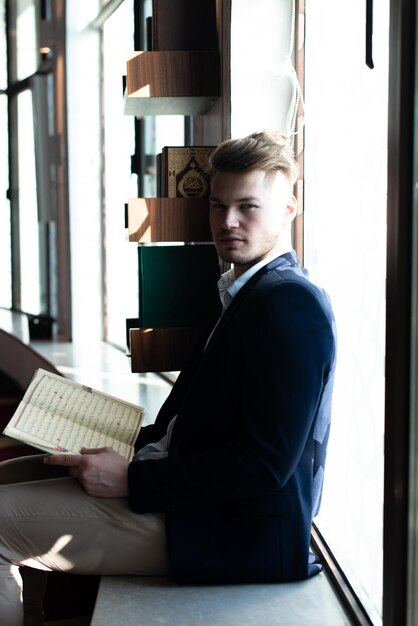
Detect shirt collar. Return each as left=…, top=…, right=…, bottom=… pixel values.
left=217, top=251, right=296, bottom=311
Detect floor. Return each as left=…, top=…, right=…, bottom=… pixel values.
left=45, top=617, right=91, bottom=626
left=91, top=574, right=354, bottom=626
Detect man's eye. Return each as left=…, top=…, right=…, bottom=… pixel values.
left=241, top=204, right=257, bottom=210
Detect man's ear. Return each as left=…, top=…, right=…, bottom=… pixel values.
left=286, top=194, right=298, bottom=223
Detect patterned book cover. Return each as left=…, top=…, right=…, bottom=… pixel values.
left=163, top=146, right=215, bottom=199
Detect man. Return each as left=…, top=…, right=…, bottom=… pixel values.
left=0, top=130, right=336, bottom=625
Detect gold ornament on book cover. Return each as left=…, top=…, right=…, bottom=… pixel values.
left=167, top=148, right=213, bottom=198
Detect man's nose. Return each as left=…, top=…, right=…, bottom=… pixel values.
left=222, top=207, right=240, bottom=229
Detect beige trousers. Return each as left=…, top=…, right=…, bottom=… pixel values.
left=0, top=454, right=168, bottom=626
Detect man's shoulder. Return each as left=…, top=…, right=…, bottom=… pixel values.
left=252, top=259, right=334, bottom=318
left=259, top=256, right=320, bottom=294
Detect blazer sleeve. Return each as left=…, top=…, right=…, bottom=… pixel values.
left=128, top=281, right=336, bottom=513
left=133, top=324, right=216, bottom=451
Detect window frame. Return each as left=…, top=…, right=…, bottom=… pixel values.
left=383, top=1, right=415, bottom=625
left=5, top=0, right=71, bottom=338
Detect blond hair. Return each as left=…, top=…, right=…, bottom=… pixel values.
left=209, top=130, right=299, bottom=185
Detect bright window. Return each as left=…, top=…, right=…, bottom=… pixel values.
left=13, top=0, right=39, bottom=80
left=230, top=0, right=296, bottom=137
left=66, top=0, right=101, bottom=341
left=0, top=0, right=6, bottom=88
left=0, top=94, right=11, bottom=309
left=303, top=2, right=390, bottom=623
left=17, top=88, right=41, bottom=314
left=0, top=0, right=11, bottom=308
left=102, top=0, right=137, bottom=348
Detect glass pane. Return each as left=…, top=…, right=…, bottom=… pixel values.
left=17, top=89, right=41, bottom=314
left=0, top=95, right=11, bottom=308
left=0, top=0, right=7, bottom=89
left=103, top=0, right=137, bottom=348
left=10, top=0, right=39, bottom=81
left=66, top=0, right=101, bottom=341
left=143, top=115, right=185, bottom=197
left=230, top=0, right=295, bottom=137
left=304, top=2, right=389, bottom=624
left=142, top=0, right=152, bottom=49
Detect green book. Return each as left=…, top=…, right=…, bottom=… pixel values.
left=138, top=244, right=220, bottom=328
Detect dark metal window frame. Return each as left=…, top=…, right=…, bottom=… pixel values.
left=383, top=1, right=415, bottom=625
left=5, top=0, right=71, bottom=339
left=311, top=526, right=375, bottom=626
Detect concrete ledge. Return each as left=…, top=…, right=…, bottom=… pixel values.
left=0, top=327, right=62, bottom=388
left=91, top=574, right=353, bottom=626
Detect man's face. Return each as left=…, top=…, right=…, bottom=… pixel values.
left=209, top=169, right=297, bottom=277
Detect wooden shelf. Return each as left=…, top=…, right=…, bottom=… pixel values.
left=127, top=197, right=212, bottom=242
left=130, top=327, right=204, bottom=372
left=125, top=51, right=220, bottom=116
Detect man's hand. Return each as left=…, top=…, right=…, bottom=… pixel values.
left=44, top=447, right=129, bottom=498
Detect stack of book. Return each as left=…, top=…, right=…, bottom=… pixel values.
left=128, top=145, right=220, bottom=373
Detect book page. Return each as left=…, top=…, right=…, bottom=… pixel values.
left=3, top=425, right=135, bottom=461
left=5, top=370, right=144, bottom=459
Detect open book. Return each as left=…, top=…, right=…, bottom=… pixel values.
left=2, top=369, right=145, bottom=462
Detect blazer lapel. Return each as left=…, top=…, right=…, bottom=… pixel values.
left=198, top=251, right=300, bottom=364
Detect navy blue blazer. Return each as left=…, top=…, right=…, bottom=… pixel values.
left=128, top=251, right=336, bottom=583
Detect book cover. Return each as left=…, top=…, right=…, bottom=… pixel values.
left=162, top=146, right=215, bottom=199
left=156, top=152, right=162, bottom=197
left=2, top=369, right=144, bottom=462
